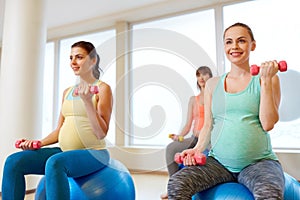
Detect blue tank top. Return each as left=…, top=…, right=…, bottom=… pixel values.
left=209, top=73, right=277, bottom=172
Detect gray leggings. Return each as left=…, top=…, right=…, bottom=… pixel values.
left=168, top=157, right=285, bottom=200
left=165, top=136, right=198, bottom=176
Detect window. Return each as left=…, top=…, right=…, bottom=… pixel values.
left=223, top=0, right=300, bottom=149
left=131, top=10, right=216, bottom=146
left=58, top=30, right=116, bottom=145
left=0, top=47, right=2, bottom=69
left=42, top=42, right=55, bottom=135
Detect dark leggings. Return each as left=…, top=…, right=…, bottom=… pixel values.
left=167, top=157, right=285, bottom=200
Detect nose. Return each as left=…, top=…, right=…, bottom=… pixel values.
left=231, top=41, right=239, bottom=49
left=70, top=57, right=76, bottom=64
left=199, top=74, right=205, bottom=79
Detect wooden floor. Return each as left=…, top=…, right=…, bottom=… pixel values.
left=3, top=172, right=169, bottom=200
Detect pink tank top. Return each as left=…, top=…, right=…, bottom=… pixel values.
left=192, top=95, right=204, bottom=132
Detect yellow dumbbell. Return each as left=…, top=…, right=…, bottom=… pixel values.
left=168, top=134, right=184, bottom=142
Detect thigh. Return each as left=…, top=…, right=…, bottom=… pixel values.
left=166, top=136, right=198, bottom=155
left=238, top=159, right=285, bottom=200
left=4, top=147, right=62, bottom=175
left=168, top=156, right=235, bottom=200
left=46, top=149, right=110, bottom=178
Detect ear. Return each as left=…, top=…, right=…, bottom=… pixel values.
left=92, top=56, right=97, bottom=65
left=251, top=41, right=256, bottom=51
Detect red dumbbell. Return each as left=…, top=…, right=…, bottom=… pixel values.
left=15, top=139, right=41, bottom=149
left=174, top=152, right=206, bottom=165
left=250, top=60, right=287, bottom=76
left=74, top=86, right=99, bottom=96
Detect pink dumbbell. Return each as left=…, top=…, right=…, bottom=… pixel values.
left=15, top=139, right=41, bottom=149
left=174, top=152, right=206, bottom=165
left=250, top=60, right=287, bottom=76
left=74, top=86, right=99, bottom=95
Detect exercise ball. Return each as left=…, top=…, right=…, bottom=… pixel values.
left=284, top=172, right=300, bottom=200
left=35, top=159, right=135, bottom=200
left=192, top=172, right=300, bottom=200
left=192, top=182, right=254, bottom=200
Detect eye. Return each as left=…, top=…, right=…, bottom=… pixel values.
left=224, top=39, right=232, bottom=45
left=75, top=55, right=84, bottom=60
left=238, top=39, right=246, bottom=44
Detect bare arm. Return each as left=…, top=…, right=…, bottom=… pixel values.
left=40, top=89, right=68, bottom=146
left=193, top=78, right=216, bottom=152
left=82, top=82, right=113, bottom=139
left=259, top=61, right=281, bottom=131
left=181, top=77, right=219, bottom=165
left=20, top=89, right=68, bottom=150
left=178, top=96, right=195, bottom=136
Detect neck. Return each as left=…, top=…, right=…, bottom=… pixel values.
left=80, top=76, right=97, bottom=84
left=229, top=64, right=250, bottom=77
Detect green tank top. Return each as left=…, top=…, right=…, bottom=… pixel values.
left=209, top=73, right=277, bottom=172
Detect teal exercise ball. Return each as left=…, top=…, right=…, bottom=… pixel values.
left=35, top=159, right=135, bottom=200
left=192, top=172, right=300, bottom=200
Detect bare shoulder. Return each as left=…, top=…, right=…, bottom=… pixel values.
left=63, top=87, right=72, bottom=93
left=98, top=81, right=112, bottom=92
left=62, top=87, right=72, bottom=97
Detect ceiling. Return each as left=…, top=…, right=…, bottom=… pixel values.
left=0, top=0, right=170, bottom=42
left=0, top=0, right=241, bottom=43
left=44, top=0, right=169, bottom=28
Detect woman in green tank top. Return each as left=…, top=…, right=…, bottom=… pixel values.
left=167, top=23, right=285, bottom=200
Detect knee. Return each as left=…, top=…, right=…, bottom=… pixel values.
left=167, top=172, right=187, bottom=195
left=168, top=177, right=192, bottom=200
left=253, top=184, right=284, bottom=200
left=4, top=153, right=23, bottom=172
left=167, top=177, right=179, bottom=198
left=45, top=156, right=64, bottom=175
left=166, top=142, right=179, bottom=157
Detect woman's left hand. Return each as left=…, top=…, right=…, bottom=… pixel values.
left=77, top=81, right=94, bottom=101
left=259, top=60, right=279, bottom=79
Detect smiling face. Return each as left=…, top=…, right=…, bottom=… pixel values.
left=223, top=25, right=256, bottom=66
left=70, top=47, right=95, bottom=77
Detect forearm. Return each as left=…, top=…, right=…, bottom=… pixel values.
left=40, top=130, right=59, bottom=146
left=179, top=124, right=192, bottom=136
left=84, top=101, right=108, bottom=139
left=193, top=125, right=211, bottom=152
left=259, top=78, right=279, bottom=131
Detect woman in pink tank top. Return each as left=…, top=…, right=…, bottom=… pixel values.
left=171, top=66, right=212, bottom=140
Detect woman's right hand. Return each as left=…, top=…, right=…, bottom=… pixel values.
left=16, top=139, right=41, bottom=150
left=172, top=135, right=180, bottom=141
left=181, top=148, right=197, bottom=166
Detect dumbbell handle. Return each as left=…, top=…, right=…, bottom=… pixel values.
left=174, top=152, right=206, bottom=165
left=74, top=86, right=99, bottom=95
left=250, top=60, right=287, bottom=76
left=15, top=139, right=41, bottom=149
